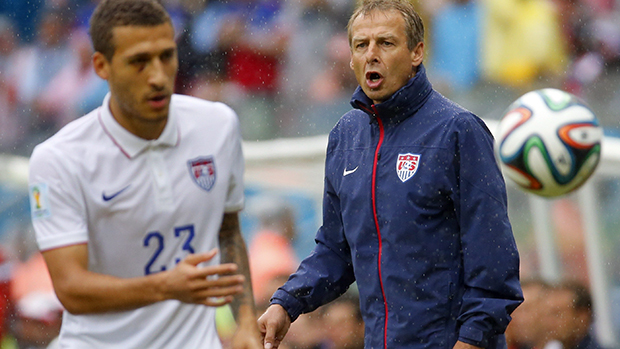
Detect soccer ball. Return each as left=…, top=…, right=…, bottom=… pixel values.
left=495, top=88, right=602, bottom=197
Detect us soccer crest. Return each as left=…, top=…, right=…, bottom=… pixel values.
left=188, top=156, right=216, bottom=191
left=396, top=153, right=421, bottom=182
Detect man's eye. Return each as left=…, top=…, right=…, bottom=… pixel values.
left=131, top=59, right=148, bottom=66
left=161, top=51, right=174, bottom=61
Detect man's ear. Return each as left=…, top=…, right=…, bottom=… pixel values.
left=93, top=52, right=111, bottom=80
left=411, top=42, right=424, bottom=68
left=350, top=59, right=354, bottom=70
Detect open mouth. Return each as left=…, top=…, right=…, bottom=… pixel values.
left=366, top=71, right=383, bottom=88
left=367, top=72, right=382, bottom=81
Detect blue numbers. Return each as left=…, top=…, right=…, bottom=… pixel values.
left=174, top=225, right=195, bottom=254
left=143, top=224, right=196, bottom=275
left=144, top=232, right=166, bottom=275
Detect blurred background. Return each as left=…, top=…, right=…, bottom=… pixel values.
left=2, top=0, right=620, bottom=348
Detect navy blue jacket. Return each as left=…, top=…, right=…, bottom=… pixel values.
left=272, top=65, right=523, bottom=348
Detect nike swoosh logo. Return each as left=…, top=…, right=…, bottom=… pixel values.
left=102, top=185, right=130, bottom=202
left=343, top=166, right=359, bottom=176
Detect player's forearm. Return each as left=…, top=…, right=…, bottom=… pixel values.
left=219, top=212, right=257, bottom=325
left=52, top=268, right=168, bottom=314
left=44, top=244, right=242, bottom=315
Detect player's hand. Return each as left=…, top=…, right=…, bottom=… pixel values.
left=453, top=340, right=483, bottom=349
left=257, top=304, right=291, bottom=349
left=160, top=249, right=244, bottom=306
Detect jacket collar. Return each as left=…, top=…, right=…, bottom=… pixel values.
left=98, top=93, right=180, bottom=159
left=350, top=63, right=433, bottom=125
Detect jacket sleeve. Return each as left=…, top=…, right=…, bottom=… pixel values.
left=270, top=149, right=356, bottom=321
left=453, top=115, right=523, bottom=347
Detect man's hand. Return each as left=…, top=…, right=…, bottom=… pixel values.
left=257, top=304, right=291, bottom=349
left=161, top=249, right=245, bottom=306
left=453, top=340, right=483, bottom=349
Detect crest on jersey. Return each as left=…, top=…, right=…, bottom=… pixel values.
left=396, top=153, right=421, bottom=182
left=188, top=156, right=216, bottom=191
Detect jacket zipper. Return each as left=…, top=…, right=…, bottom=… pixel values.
left=370, top=106, right=388, bottom=349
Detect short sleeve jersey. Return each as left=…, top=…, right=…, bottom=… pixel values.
left=28, top=93, right=244, bottom=348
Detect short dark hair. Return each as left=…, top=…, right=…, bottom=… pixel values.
left=347, top=0, right=424, bottom=51
left=557, top=280, right=592, bottom=313
left=89, top=0, right=171, bottom=61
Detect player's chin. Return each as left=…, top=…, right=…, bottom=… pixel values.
left=142, top=108, right=170, bottom=123
left=146, top=101, right=170, bottom=115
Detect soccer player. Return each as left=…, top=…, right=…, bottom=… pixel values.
left=27, top=0, right=261, bottom=347
left=258, top=1, right=522, bottom=348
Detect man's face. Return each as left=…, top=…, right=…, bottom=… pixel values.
left=505, top=284, right=545, bottom=345
left=543, top=289, right=584, bottom=346
left=94, top=23, right=178, bottom=135
left=324, top=302, right=365, bottom=349
left=349, top=9, right=423, bottom=105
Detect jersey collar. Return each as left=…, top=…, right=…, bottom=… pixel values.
left=98, top=93, right=180, bottom=159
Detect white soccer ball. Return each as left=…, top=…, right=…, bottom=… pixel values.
left=495, top=88, right=602, bottom=197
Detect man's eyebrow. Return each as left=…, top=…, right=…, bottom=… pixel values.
left=126, top=52, right=151, bottom=62
left=377, top=33, right=398, bottom=40
left=161, top=47, right=176, bottom=55
left=127, top=47, right=175, bottom=61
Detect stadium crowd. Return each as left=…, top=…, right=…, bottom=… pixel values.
left=1, top=0, right=620, bottom=348
left=1, top=0, right=620, bottom=155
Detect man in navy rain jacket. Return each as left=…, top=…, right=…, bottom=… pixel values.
left=258, top=1, right=523, bottom=348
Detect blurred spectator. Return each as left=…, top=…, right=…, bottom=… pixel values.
left=0, top=0, right=44, bottom=43
left=542, top=281, right=605, bottom=349
left=506, top=278, right=549, bottom=349
left=428, top=0, right=482, bottom=95
left=248, top=195, right=298, bottom=304
left=299, top=32, right=358, bottom=136
left=322, top=289, right=364, bottom=349
left=9, top=252, right=63, bottom=349
left=180, top=0, right=288, bottom=140
left=176, top=0, right=226, bottom=93
left=224, top=0, right=288, bottom=95
left=36, top=28, right=108, bottom=128
left=6, top=8, right=74, bottom=150
left=0, top=15, right=20, bottom=152
left=281, top=310, right=326, bottom=349
left=480, top=0, right=567, bottom=88
left=3, top=0, right=620, bottom=144
left=278, top=0, right=352, bottom=136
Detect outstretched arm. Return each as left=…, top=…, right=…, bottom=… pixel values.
left=43, top=244, right=244, bottom=314
left=219, top=212, right=262, bottom=349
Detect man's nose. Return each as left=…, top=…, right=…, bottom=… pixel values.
left=148, top=59, right=166, bottom=88
left=365, top=42, right=380, bottom=63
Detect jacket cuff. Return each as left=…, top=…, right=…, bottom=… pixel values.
left=270, top=289, right=306, bottom=322
left=458, top=324, right=491, bottom=348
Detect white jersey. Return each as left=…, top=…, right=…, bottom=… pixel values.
left=28, top=93, right=244, bottom=348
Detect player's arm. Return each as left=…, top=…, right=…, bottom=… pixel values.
left=43, top=244, right=244, bottom=314
left=219, top=212, right=262, bottom=348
